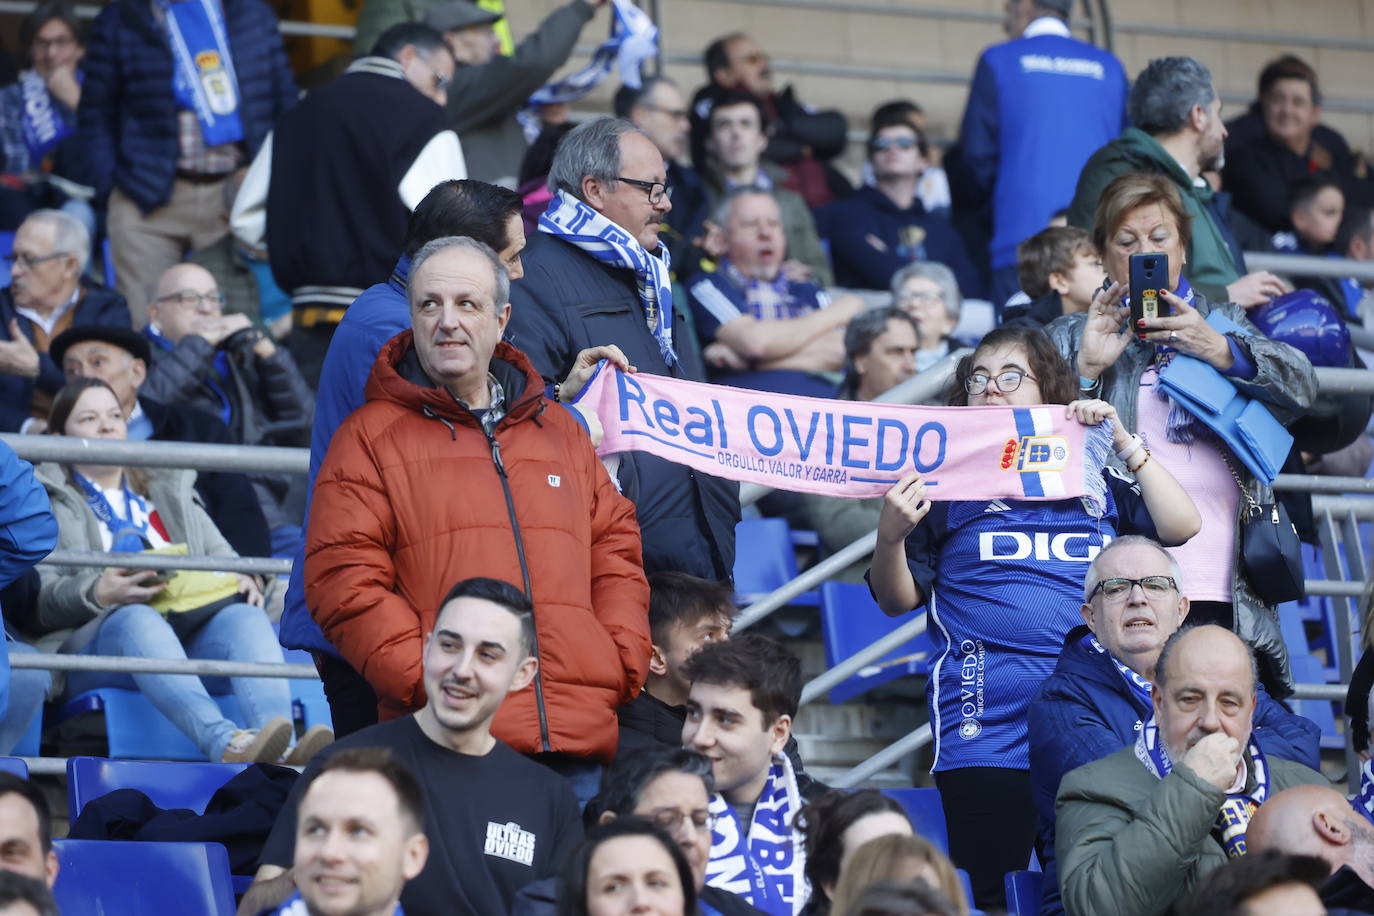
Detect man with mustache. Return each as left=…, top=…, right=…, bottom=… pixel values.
left=1054, top=623, right=1326, bottom=916
left=1028, top=535, right=1320, bottom=916
left=244, top=577, right=583, bottom=916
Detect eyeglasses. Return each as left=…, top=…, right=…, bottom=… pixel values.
left=33, top=34, right=76, bottom=52
left=646, top=808, right=717, bottom=835
left=641, top=103, right=690, bottom=122
left=614, top=176, right=672, bottom=205
left=963, top=369, right=1038, bottom=395
left=3, top=251, right=70, bottom=269
left=418, top=54, right=452, bottom=93
left=1090, top=576, right=1179, bottom=601
left=897, top=289, right=944, bottom=306
left=155, top=289, right=226, bottom=311
left=872, top=136, right=919, bottom=152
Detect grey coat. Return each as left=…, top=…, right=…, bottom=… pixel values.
left=31, top=463, right=239, bottom=656
left=1056, top=744, right=1327, bottom=916
left=1044, top=294, right=1317, bottom=695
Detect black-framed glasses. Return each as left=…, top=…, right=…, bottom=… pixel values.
left=872, top=136, right=918, bottom=152
left=963, top=369, right=1038, bottom=396
left=615, top=176, right=672, bottom=205
left=155, top=289, right=226, bottom=311
left=3, top=251, right=69, bottom=269
left=1090, top=576, right=1179, bottom=601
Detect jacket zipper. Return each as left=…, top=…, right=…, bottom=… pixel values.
left=485, top=431, right=553, bottom=753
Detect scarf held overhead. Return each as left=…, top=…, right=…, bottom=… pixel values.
left=574, top=363, right=1113, bottom=505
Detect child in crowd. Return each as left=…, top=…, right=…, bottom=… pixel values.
left=1275, top=175, right=1345, bottom=254
left=1001, top=226, right=1105, bottom=327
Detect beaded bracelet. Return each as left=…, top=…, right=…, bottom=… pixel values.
left=1126, top=450, right=1151, bottom=474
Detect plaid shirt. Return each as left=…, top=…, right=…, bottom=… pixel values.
left=455, top=373, right=507, bottom=436
left=720, top=259, right=828, bottom=321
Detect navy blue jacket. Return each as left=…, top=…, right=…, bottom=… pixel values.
left=75, top=0, right=297, bottom=212
left=819, top=185, right=981, bottom=295
left=0, top=442, right=58, bottom=722
left=958, top=22, right=1127, bottom=271
left=1027, top=624, right=1322, bottom=916
left=0, top=282, right=130, bottom=432
left=507, top=233, right=739, bottom=581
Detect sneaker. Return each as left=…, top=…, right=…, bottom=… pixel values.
left=281, top=725, right=335, bottom=767
left=222, top=717, right=293, bottom=764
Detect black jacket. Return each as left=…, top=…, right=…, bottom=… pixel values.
left=512, top=874, right=770, bottom=916
left=1322, top=866, right=1374, bottom=914
left=507, top=233, right=739, bottom=581
left=140, top=396, right=271, bottom=559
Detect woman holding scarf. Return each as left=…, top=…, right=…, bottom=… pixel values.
left=1045, top=171, right=1317, bottom=696
left=0, top=1, right=94, bottom=237
left=26, top=378, right=329, bottom=764
left=868, top=324, right=1201, bottom=909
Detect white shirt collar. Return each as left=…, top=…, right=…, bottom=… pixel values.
left=346, top=56, right=407, bottom=81
left=15, top=285, right=80, bottom=336
left=1021, top=16, right=1072, bottom=39
left=128, top=400, right=146, bottom=424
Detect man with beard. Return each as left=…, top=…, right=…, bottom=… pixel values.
left=1066, top=56, right=1287, bottom=308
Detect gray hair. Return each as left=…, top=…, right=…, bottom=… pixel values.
left=890, top=261, right=962, bottom=322
left=1128, top=57, right=1216, bottom=136
left=712, top=186, right=781, bottom=233
left=408, top=236, right=509, bottom=308
left=24, top=208, right=90, bottom=274
left=547, top=117, right=645, bottom=202
left=1082, top=534, right=1185, bottom=602
left=1154, top=624, right=1259, bottom=696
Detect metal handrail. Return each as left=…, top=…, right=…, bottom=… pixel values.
left=0, top=434, right=308, bottom=475
left=799, top=612, right=927, bottom=706
left=41, top=550, right=291, bottom=576
left=834, top=724, right=931, bottom=788
left=1246, top=251, right=1374, bottom=283
left=9, top=652, right=318, bottom=679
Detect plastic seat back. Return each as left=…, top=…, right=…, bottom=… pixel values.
left=1004, top=869, right=1045, bottom=916
left=57, top=687, right=242, bottom=760
left=820, top=582, right=935, bottom=703
left=66, top=756, right=248, bottom=825
left=53, top=839, right=236, bottom=915
left=0, top=758, right=28, bottom=779
left=880, top=787, right=948, bottom=854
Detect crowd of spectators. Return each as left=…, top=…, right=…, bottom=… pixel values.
left=0, top=0, right=1373, bottom=914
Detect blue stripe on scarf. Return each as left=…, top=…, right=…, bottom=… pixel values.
left=527, top=0, right=657, bottom=107
left=159, top=0, right=244, bottom=147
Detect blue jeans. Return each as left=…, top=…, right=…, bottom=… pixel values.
left=0, top=640, right=50, bottom=755
left=66, top=603, right=291, bottom=761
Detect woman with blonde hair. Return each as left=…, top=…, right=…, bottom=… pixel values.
left=828, top=833, right=968, bottom=916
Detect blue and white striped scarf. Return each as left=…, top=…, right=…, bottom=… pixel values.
left=704, top=754, right=807, bottom=915
left=528, top=0, right=657, bottom=108
left=540, top=188, right=677, bottom=365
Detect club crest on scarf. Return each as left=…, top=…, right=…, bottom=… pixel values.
left=540, top=189, right=677, bottom=366
left=159, top=0, right=244, bottom=145
left=1135, top=714, right=1269, bottom=858
left=704, top=756, right=808, bottom=916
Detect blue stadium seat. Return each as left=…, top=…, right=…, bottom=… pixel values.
left=880, top=787, right=948, bottom=854
left=733, top=518, right=818, bottom=606
left=1004, top=869, right=1045, bottom=916
left=0, top=758, right=28, bottom=779
left=66, top=757, right=248, bottom=825
left=0, top=232, right=13, bottom=287
left=55, top=687, right=243, bottom=761
left=820, top=582, right=934, bottom=703
left=53, top=839, right=236, bottom=915
left=1289, top=653, right=1343, bottom=751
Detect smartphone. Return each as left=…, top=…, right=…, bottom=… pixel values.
left=1129, top=252, right=1171, bottom=329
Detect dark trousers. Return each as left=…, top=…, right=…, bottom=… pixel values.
left=315, top=653, right=378, bottom=739
left=935, top=766, right=1038, bottom=911
left=286, top=322, right=337, bottom=390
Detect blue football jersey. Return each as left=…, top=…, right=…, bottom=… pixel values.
left=903, top=469, right=1158, bottom=771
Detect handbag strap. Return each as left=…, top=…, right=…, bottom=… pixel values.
left=1217, top=448, right=1263, bottom=521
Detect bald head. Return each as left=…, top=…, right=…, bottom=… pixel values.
left=1249, top=784, right=1373, bottom=879
left=1152, top=625, right=1258, bottom=761
left=149, top=263, right=224, bottom=344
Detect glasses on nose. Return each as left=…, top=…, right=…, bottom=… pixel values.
left=897, top=289, right=943, bottom=307
left=647, top=808, right=717, bottom=835
left=418, top=55, right=451, bottom=93
left=614, top=176, right=672, bottom=205
left=963, top=369, right=1037, bottom=395
left=33, top=35, right=76, bottom=52
left=1090, top=576, right=1178, bottom=602
left=642, top=103, right=690, bottom=122
left=872, top=136, right=918, bottom=152
left=155, top=289, right=226, bottom=311
left=3, top=251, right=69, bottom=270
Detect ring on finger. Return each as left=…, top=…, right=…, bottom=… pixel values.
left=1168, top=331, right=1178, bottom=343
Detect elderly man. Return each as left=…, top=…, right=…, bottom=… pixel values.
left=305, top=236, right=650, bottom=805
left=49, top=324, right=270, bottom=558
left=700, top=92, right=831, bottom=286
left=615, top=76, right=709, bottom=268
left=686, top=188, right=862, bottom=398
left=958, top=0, right=1127, bottom=307
left=1249, top=784, right=1374, bottom=912
left=506, top=117, right=740, bottom=584
left=1028, top=535, right=1321, bottom=916
left=1066, top=57, right=1286, bottom=307
left=230, top=22, right=464, bottom=386
left=1055, top=624, right=1327, bottom=916
left=0, top=210, right=128, bottom=432
left=141, top=262, right=312, bottom=546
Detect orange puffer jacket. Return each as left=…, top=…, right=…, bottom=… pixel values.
left=305, top=332, right=650, bottom=762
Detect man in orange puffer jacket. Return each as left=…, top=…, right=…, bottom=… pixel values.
left=305, top=235, right=650, bottom=797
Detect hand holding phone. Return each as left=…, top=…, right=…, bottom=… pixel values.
left=1129, top=252, right=1171, bottom=337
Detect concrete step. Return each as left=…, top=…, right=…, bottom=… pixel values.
left=793, top=702, right=921, bottom=740
left=794, top=733, right=891, bottom=767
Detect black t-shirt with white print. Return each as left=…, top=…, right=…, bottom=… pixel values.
left=260, top=716, right=583, bottom=916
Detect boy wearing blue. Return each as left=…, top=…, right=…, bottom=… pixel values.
left=958, top=0, right=1128, bottom=308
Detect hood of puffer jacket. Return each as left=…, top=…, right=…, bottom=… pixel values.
left=363, top=330, right=549, bottom=430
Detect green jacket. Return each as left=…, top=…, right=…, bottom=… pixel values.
left=1065, top=127, right=1239, bottom=303
left=703, top=162, right=834, bottom=287
left=1056, top=744, right=1327, bottom=916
